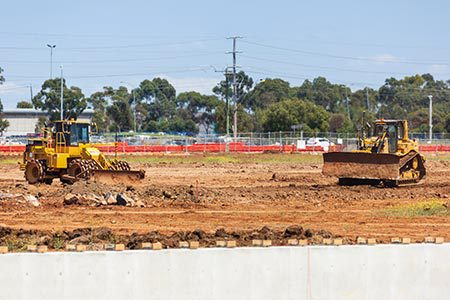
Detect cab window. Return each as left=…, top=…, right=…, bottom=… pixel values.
left=70, top=124, right=89, bottom=145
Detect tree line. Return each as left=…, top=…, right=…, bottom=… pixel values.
left=2, top=66, right=450, bottom=135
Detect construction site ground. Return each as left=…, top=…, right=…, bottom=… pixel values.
left=0, top=153, right=449, bottom=250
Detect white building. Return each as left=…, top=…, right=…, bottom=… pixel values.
left=2, top=108, right=94, bottom=136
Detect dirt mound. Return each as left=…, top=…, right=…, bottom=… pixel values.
left=0, top=225, right=336, bottom=251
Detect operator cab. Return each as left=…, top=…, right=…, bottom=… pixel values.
left=371, top=120, right=405, bottom=153
left=54, top=120, right=90, bottom=146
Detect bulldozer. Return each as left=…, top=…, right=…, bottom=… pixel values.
left=19, top=119, right=145, bottom=184
left=322, top=116, right=426, bottom=187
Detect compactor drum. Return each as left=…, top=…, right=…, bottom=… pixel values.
left=19, top=119, right=145, bottom=184
left=322, top=118, right=425, bottom=187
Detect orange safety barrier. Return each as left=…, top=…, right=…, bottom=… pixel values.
left=1, top=143, right=449, bottom=154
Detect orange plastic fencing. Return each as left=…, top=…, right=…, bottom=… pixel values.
left=0, top=143, right=448, bottom=154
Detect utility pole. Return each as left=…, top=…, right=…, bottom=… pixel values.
left=47, top=44, right=56, bottom=79
left=213, top=67, right=233, bottom=138
left=60, top=66, right=64, bottom=120
left=428, top=95, right=433, bottom=143
left=227, top=36, right=242, bottom=140
left=29, top=84, right=33, bottom=102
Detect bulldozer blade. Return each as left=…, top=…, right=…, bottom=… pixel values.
left=322, top=152, right=401, bottom=180
left=90, top=169, right=145, bottom=184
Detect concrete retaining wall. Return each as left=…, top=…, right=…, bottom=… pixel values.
left=0, top=244, right=449, bottom=300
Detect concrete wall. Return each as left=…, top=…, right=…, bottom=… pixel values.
left=0, top=244, right=448, bottom=300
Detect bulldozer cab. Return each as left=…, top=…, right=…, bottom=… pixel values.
left=53, top=120, right=90, bottom=147
left=371, top=120, right=406, bottom=154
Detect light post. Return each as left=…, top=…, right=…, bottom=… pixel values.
left=60, top=66, right=64, bottom=120
left=120, top=81, right=137, bottom=132
left=428, top=95, right=433, bottom=143
left=46, top=44, right=56, bottom=79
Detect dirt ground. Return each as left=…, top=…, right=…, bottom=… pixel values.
left=0, top=153, right=449, bottom=249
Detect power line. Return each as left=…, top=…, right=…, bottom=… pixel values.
left=247, top=35, right=450, bottom=51
left=1, top=52, right=223, bottom=64
left=5, top=67, right=211, bottom=80
left=244, top=65, right=377, bottom=86
left=242, top=40, right=450, bottom=66
left=0, top=31, right=222, bottom=40
left=241, top=54, right=417, bottom=76
left=0, top=38, right=223, bottom=51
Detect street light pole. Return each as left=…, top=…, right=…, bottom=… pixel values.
left=60, top=66, right=64, bottom=120
left=47, top=44, right=56, bottom=79
left=428, top=95, right=433, bottom=143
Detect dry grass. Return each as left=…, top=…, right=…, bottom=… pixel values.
left=382, top=200, right=449, bottom=217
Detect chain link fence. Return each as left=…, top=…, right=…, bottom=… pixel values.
left=2, top=130, right=449, bottom=153
left=87, top=131, right=450, bottom=153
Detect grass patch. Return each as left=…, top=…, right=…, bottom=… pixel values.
left=0, top=157, right=21, bottom=165
left=426, top=153, right=450, bottom=161
left=382, top=200, right=449, bottom=217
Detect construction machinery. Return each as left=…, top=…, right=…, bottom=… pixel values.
left=322, top=116, right=426, bottom=187
left=19, top=119, right=145, bottom=184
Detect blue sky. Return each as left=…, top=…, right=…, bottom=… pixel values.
left=0, top=0, right=449, bottom=108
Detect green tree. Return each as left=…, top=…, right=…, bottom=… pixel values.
left=213, top=71, right=254, bottom=104
left=243, top=78, right=293, bottom=111
left=99, top=86, right=133, bottom=132
left=329, top=113, right=354, bottom=133
left=32, top=78, right=87, bottom=121
left=262, top=98, right=329, bottom=132
left=297, top=77, right=351, bottom=113
left=134, top=78, right=178, bottom=130
left=0, top=67, right=4, bottom=84
left=0, top=100, right=9, bottom=136
left=377, top=74, right=450, bottom=132
left=88, top=89, right=111, bottom=133
left=213, top=71, right=254, bottom=132
left=177, top=91, right=220, bottom=133
left=445, top=113, right=450, bottom=133
left=35, top=116, right=48, bottom=133
left=349, top=88, right=377, bottom=124
left=16, top=101, right=34, bottom=108
left=0, top=68, right=9, bottom=135
left=214, top=102, right=254, bottom=133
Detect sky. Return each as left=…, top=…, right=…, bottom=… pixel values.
left=0, top=0, right=449, bottom=108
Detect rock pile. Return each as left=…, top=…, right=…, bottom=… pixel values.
left=63, top=192, right=145, bottom=207
left=0, top=193, right=40, bottom=207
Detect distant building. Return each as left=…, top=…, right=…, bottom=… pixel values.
left=2, top=108, right=94, bottom=136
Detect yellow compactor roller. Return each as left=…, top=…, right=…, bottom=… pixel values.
left=19, top=119, right=145, bottom=184
left=323, top=118, right=426, bottom=187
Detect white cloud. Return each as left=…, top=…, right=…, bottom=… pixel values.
left=370, top=54, right=399, bottom=64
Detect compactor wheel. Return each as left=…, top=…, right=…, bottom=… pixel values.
left=25, top=160, right=43, bottom=184
left=117, top=161, right=131, bottom=171
left=68, top=160, right=89, bottom=179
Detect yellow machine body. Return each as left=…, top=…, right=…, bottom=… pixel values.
left=322, top=119, right=426, bottom=186
left=20, top=119, right=144, bottom=184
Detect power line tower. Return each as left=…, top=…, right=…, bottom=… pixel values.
left=227, top=36, right=242, bottom=140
